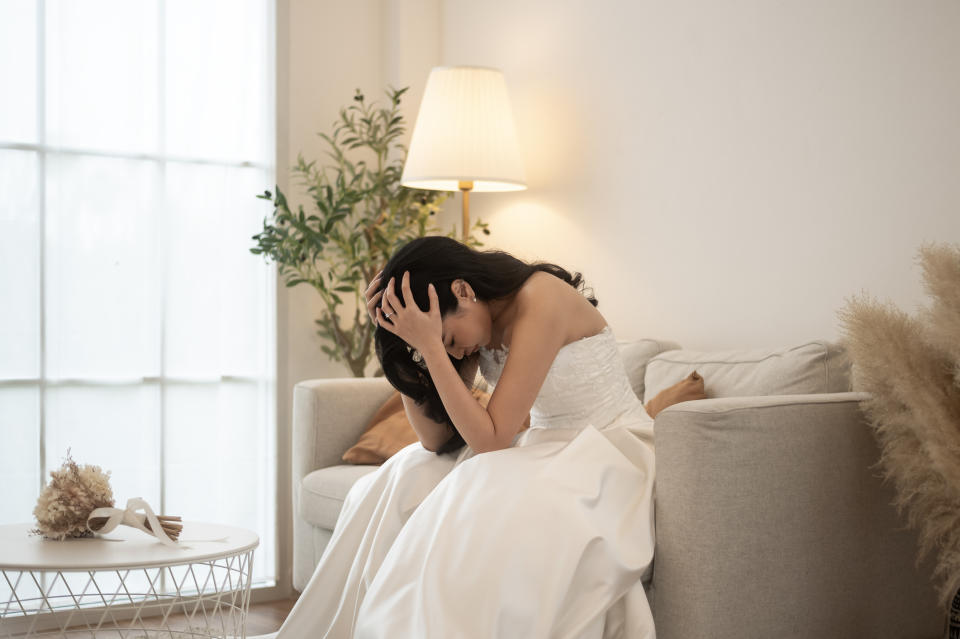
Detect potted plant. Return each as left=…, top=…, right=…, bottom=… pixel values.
left=252, top=86, right=489, bottom=376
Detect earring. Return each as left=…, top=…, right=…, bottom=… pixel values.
left=473, top=296, right=477, bottom=302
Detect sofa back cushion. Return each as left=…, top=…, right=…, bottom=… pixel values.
left=643, top=340, right=851, bottom=402
left=617, top=339, right=682, bottom=400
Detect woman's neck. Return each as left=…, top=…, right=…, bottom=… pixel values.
left=486, top=296, right=518, bottom=349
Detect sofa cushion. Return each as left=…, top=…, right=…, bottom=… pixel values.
left=342, top=392, right=420, bottom=465
left=643, top=340, right=850, bottom=402
left=617, top=339, right=682, bottom=400
left=300, top=464, right=379, bottom=529
left=343, top=387, right=501, bottom=465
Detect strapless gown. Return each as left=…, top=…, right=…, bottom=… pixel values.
left=268, top=325, right=656, bottom=638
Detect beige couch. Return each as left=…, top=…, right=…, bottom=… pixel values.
left=291, top=338, right=941, bottom=638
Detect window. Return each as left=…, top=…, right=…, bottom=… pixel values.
left=0, top=0, right=277, bottom=597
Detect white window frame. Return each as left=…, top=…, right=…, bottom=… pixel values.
left=0, top=0, right=290, bottom=605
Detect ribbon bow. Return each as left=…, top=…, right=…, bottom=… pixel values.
left=87, top=497, right=180, bottom=548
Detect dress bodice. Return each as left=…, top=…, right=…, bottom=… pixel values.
left=477, top=325, right=650, bottom=433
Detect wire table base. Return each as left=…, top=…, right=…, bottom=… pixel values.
left=0, top=523, right=258, bottom=639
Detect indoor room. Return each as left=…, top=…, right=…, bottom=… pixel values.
left=1, top=1, right=958, bottom=637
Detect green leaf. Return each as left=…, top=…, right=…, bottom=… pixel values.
left=251, top=86, right=463, bottom=377
left=320, top=345, right=339, bottom=359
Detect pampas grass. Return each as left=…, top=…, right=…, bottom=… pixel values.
left=838, top=242, right=960, bottom=609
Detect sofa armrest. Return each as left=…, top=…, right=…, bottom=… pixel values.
left=292, top=377, right=394, bottom=488
left=652, top=392, right=940, bottom=639
left=290, top=377, right=393, bottom=592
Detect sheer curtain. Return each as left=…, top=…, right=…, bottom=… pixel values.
left=0, top=0, right=277, bottom=593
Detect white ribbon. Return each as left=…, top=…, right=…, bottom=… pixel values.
left=87, top=497, right=180, bottom=548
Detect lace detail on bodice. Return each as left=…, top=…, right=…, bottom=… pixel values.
left=477, top=326, right=647, bottom=431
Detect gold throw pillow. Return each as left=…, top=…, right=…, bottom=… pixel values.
left=343, top=388, right=500, bottom=464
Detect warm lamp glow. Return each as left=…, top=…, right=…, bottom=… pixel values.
left=401, top=66, right=527, bottom=193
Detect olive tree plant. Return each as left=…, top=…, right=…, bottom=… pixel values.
left=251, top=86, right=489, bottom=376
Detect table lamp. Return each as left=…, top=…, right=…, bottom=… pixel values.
left=401, top=66, right=527, bottom=242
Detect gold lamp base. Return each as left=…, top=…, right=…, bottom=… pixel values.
left=458, top=180, right=473, bottom=243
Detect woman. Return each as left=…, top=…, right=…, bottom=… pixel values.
left=272, top=236, right=661, bottom=638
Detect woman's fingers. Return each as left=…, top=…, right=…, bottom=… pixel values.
left=400, top=271, right=415, bottom=308
left=363, top=274, right=378, bottom=296
left=382, top=276, right=403, bottom=311
left=364, top=270, right=383, bottom=297
left=375, top=307, right=395, bottom=332
left=376, top=272, right=435, bottom=334
left=364, top=271, right=384, bottom=323
left=366, top=290, right=383, bottom=321
left=379, top=277, right=399, bottom=323
left=381, top=295, right=396, bottom=318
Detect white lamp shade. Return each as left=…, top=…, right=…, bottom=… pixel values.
left=401, top=66, right=527, bottom=192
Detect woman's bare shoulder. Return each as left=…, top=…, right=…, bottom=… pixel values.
left=513, top=271, right=605, bottom=343
left=515, top=270, right=572, bottom=301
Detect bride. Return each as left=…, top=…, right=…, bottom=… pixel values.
left=268, top=236, right=667, bottom=638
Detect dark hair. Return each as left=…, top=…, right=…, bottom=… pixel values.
left=374, top=236, right=597, bottom=455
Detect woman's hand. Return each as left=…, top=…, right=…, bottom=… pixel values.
left=364, top=270, right=384, bottom=324
left=376, top=270, right=443, bottom=355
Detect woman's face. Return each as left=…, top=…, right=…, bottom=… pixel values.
left=440, top=279, right=491, bottom=360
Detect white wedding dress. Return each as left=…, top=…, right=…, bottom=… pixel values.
left=267, top=325, right=656, bottom=638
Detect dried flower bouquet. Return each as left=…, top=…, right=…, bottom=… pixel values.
left=32, top=451, right=182, bottom=543
left=31, top=451, right=115, bottom=540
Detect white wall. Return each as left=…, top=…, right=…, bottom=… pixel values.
left=275, top=0, right=444, bottom=594
left=438, top=0, right=960, bottom=349
left=274, top=0, right=385, bottom=596
left=279, top=0, right=444, bottom=387
left=280, top=0, right=960, bottom=365
left=273, top=0, right=958, bottom=595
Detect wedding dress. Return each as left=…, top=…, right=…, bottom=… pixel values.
left=267, top=325, right=656, bottom=638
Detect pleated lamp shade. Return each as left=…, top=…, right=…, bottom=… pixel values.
left=401, top=66, right=527, bottom=192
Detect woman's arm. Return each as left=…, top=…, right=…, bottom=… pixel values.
left=418, top=343, right=500, bottom=452
left=481, top=289, right=567, bottom=450
left=366, top=270, right=465, bottom=453
left=400, top=393, right=454, bottom=452
left=377, top=271, right=567, bottom=454
left=418, top=281, right=567, bottom=454
left=401, top=353, right=480, bottom=452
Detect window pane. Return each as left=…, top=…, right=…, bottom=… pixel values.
left=0, top=0, right=37, bottom=143
left=164, top=164, right=273, bottom=378
left=165, top=381, right=274, bottom=583
left=45, top=0, right=159, bottom=154
left=0, top=150, right=40, bottom=379
left=45, top=385, right=161, bottom=506
left=165, top=0, right=269, bottom=162
left=45, top=154, right=161, bottom=380
left=0, top=386, right=40, bottom=526
left=1, top=0, right=278, bottom=596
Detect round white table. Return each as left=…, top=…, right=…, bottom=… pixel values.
left=0, top=522, right=259, bottom=638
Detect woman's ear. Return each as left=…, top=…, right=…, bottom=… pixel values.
left=451, top=279, right=475, bottom=301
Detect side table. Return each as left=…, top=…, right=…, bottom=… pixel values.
left=0, top=522, right=259, bottom=638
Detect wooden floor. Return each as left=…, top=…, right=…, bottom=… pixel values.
left=56, top=596, right=298, bottom=637
left=243, top=597, right=298, bottom=635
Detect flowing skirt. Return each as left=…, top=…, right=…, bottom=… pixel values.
left=270, top=423, right=656, bottom=639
